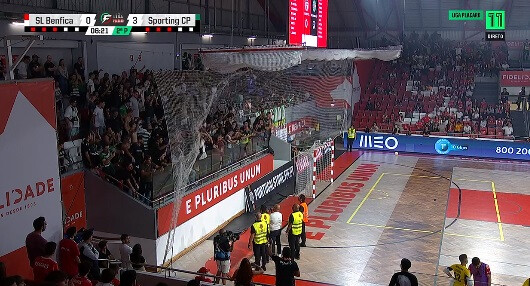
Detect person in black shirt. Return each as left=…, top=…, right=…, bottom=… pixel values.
left=213, top=229, right=233, bottom=285
left=74, top=57, right=85, bottom=80
left=28, top=54, right=43, bottom=78
left=44, top=55, right=56, bottom=78
left=268, top=246, right=300, bottom=286
left=388, top=258, right=418, bottom=286
left=500, top=88, right=509, bottom=103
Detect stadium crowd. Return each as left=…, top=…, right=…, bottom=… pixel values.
left=355, top=33, right=515, bottom=138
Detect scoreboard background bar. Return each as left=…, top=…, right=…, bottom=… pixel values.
left=24, top=22, right=200, bottom=33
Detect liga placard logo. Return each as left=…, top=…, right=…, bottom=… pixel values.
left=434, top=138, right=468, bottom=155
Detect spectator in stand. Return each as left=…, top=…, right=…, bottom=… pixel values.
left=463, top=123, right=472, bottom=134
left=194, top=267, right=213, bottom=283
left=59, top=227, right=81, bottom=278
left=140, top=156, right=158, bottom=203
left=233, top=258, right=263, bottom=286
left=108, top=264, right=120, bottom=286
left=87, top=72, right=96, bottom=96
left=64, top=99, right=80, bottom=140
left=33, top=242, right=59, bottom=282
left=71, top=262, right=92, bottom=286
left=130, top=91, right=140, bottom=118
left=119, top=234, right=133, bottom=270
left=93, top=100, right=106, bottom=135
left=95, top=269, right=115, bottom=286
left=389, top=258, right=418, bottom=286
left=501, top=88, right=509, bottom=103
left=69, top=73, right=83, bottom=102
left=56, top=59, right=69, bottom=95
left=26, top=216, right=47, bottom=268
left=78, top=230, right=100, bottom=280
left=44, top=55, right=57, bottom=78
left=0, top=261, right=6, bottom=281
left=517, top=87, right=526, bottom=111
left=370, top=122, right=379, bottom=133
left=129, top=244, right=145, bottom=271
left=74, top=57, right=85, bottom=80
left=97, top=241, right=114, bottom=269
left=27, top=54, right=43, bottom=78
left=503, top=122, right=514, bottom=138
left=120, top=270, right=137, bottom=286
left=43, top=271, right=68, bottom=286
left=16, top=56, right=30, bottom=79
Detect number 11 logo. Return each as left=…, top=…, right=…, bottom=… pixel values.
left=486, top=10, right=505, bottom=30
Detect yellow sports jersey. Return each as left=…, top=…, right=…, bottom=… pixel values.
left=522, top=278, right=530, bottom=286
left=450, top=264, right=471, bottom=286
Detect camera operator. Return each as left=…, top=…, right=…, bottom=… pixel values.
left=213, top=228, right=233, bottom=285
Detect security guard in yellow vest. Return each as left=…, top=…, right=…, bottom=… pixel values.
left=347, top=124, right=357, bottom=152
left=249, top=212, right=269, bottom=270
left=286, top=204, right=303, bottom=260
left=260, top=205, right=271, bottom=263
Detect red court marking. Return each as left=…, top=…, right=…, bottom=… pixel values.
left=253, top=273, right=340, bottom=286
left=447, top=188, right=530, bottom=226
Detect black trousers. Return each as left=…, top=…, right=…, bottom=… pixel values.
left=288, top=233, right=300, bottom=259
left=300, top=222, right=306, bottom=246
left=253, top=243, right=267, bottom=267
left=269, top=230, right=281, bottom=254
left=347, top=137, right=355, bottom=151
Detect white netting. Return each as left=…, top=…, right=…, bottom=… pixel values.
left=156, top=46, right=401, bottom=265
left=294, top=139, right=334, bottom=198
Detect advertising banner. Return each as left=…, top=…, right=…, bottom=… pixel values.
left=0, top=80, right=62, bottom=277
left=157, top=154, right=274, bottom=236
left=287, top=116, right=316, bottom=136
left=60, top=172, right=87, bottom=230
left=245, top=161, right=295, bottom=212
left=500, top=71, right=530, bottom=87
left=349, top=132, right=530, bottom=161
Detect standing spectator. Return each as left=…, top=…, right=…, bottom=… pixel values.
left=468, top=257, right=491, bottom=286
left=129, top=91, right=140, bottom=118
left=93, top=100, right=106, bottom=135
left=16, top=56, right=30, bottom=79
left=56, top=59, right=69, bottom=95
left=500, top=88, right=509, bottom=103
left=97, top=240, right=113, bottom=269
left=44, top=55, right=56, bottom=78
left=140, top=156, right=158, bottom=203
left=87, top=72, right=96, bottom=97
left=269, top=247, right=300, bottom=286
left=71, top=262, right=92, bottom=286
left=64, top=99, right=80, bottom=140
left=33, top=242, right=59, bottom=282
left=78, top=230, right=100, bottom=280
left=119, top=234, right=133, bottom=270
left=269, top=204, right=283, bottom=255
left=517, top=87, right=526, bottom=111
left=502, top=122, right=514, bottom=138
left=389, top=258, right=418, bottom=286
left=59, top=226, right=81, bottom=278
left=26, top=216, right=47, bottom=267
left=129, top=244, right=145, bottom=271
left=74, top=57, right=85, bottom=80
left=27, top=54, right=43, bottom=78
left=232, top=258, right=263, bottom=286
left=69, top=73, right=83, bottom=101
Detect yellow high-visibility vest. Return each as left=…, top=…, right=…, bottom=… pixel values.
left=252, top=221, right=268, bottom=244
left=291, top=211, right=303, bottom=235
left=261, top=213, right=270, bottom=225
left=348, top=128, right=356, bottom=139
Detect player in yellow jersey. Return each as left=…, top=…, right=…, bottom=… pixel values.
left=444, top=254, right=471, bottom=286
left=522, top=278, right=530, bottom=286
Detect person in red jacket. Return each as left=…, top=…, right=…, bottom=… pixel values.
left=33, top=242, right=59, bottom=282
left=59, top=227, right=81, bottom=278
left=71, top=262, right=93, bottom=286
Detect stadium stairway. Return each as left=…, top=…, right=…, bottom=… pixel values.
left=472, top=79, right=499, bottom=105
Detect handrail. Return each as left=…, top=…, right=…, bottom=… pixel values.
left=151, top=148, right=271, bottom=208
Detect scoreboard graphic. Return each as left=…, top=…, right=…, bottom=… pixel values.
left=23, top=13, right=200, bottom=35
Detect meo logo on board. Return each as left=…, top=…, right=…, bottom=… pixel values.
left=359, top=135, right=398, bottom=150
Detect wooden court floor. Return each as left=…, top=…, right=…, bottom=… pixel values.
left=296, top=152, right=530, bottom=286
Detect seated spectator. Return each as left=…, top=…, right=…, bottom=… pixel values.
left=78, top=230, right=100, bottom=280
left=59, top=226, right=81, bottom=278
left=71, top=262, right=92, bottom=286
left=95, top=268, right=115, bottom=286
left=502, top=123, right=514, bottom=138
left=120, top=270, right=137, bottom=286
left=233, top=258, right=263, bottom=286
left=129, top=244, right=145, bottom=271
left=43, top=271, right=68, bottom=286
left=454, top=121, right=464, bottom=133
left=370, top=122, right=379, bottom=133
left=108, top=264, right=120, bottom=286
left=463, top=123, right=472, bottom=134
left=97, top=241, right=114, bottom=269
left=34, top=242, right=59, bottom=282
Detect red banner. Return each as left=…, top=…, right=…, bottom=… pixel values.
left=287, top=116, right=316, bottom=136
left=60, top=172, right=87, bottom=230
left=157, top=154, right=274, bottom=236
left=500, top=71, right=530, bottom=87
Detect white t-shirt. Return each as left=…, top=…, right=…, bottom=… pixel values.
left=87, top=79, right=95, bottom=94
left=270, top=211, right=283, bottom=231
left=502, top=126, right=513, bottom=136
left=64, top=105, right=80, bottom=128
left=119, top=243, right=133, bottom=269
left=130, top=96, right=140, bottom=118
left=18, top=62, right=28, bottom=78
left=93, top=106, right=105, bottom=128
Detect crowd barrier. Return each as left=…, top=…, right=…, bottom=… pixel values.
left=344, top=131, right=530, bottom=161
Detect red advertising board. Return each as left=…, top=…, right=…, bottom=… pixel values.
left=157, top=154, right=274, bottom=236
left=500, top=71, right=530, bottom=87
left=60, top=172, right=87, bottom=230
left=287, top=116, right=316, bottom=135
left=289, top=0, right=328, bottom=47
